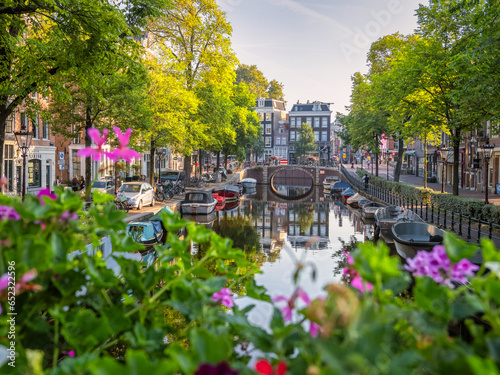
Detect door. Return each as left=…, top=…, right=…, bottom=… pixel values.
left=46, top=165, right=51, bottom=189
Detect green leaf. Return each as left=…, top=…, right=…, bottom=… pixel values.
left=414, top=277, right=451, bottom=321
left=444, top=232, right=479, bottom=263
left=190, top=328, right=233, bottom=364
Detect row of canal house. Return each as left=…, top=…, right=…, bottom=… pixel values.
left=254, top=98, right=334, bottom=165
left=2, top=93, right=183, bottom=196
left=379, top=124, right=500, bottom=195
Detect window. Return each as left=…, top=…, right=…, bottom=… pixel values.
left=290, top=118, right=296, bottom=127
left=71, top=125, right=81, bottom=144
left=28, top=159, right=42, bottom=187
left=31, top=116, right=39, bottom=139
left=306, top=117, right=312, bottom=126
left=258, top=112, right=264, bottom=120
left=322, top=117, right=328, bottom=127
left=282, top=137, right=287, bottom=145
left=321, top=131, right=328, bottom=142
left=5, top=114, right=13, bottom=133
left=276, top=137, right=281, bottom=145
left=279, top=128, right=284, bottom=134
left=20, top=112, right=28, bottom=130
left=72, top=150, right=81, bottom=178
left=314, top=117, right=320, bottom=127
left=265, top=124, right=272, bottom=134
left=290, top=131, right=296, bottom=141
left=265, top=113, right=271, bottom=121
left=265, top=137, right=271, bottom=147
left=43, top=120, right=49, bottom=139
left=4, top=145, right=14, bottom=191
left=314, top=131, right=319, bottom=142
left=296, top=132, right=301, bottom=141
left=296, top=118, right=301, bottom=127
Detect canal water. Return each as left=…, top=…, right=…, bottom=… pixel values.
left=183, top=184, right=375, bottom=332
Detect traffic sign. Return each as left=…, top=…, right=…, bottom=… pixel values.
left=356, top=152, right=360, bottom=158
left=279, top=159, right=288, bottom=165
left=59, top=165, right=64, bottom=170
left=59, top=152, right=64, bottom=160
left=57, top=159, right=65, bottom=165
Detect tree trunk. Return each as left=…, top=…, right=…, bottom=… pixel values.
left=84, top=104, right=92, bottom=200
left=149, top=140, right=156, bottom=186
left=423, top=138, right=428, bottom=189
left=198, top=149, right=202, bottom=176
left=375, top=153, right=379, bottom=177
left=216, top=152, right=220, bottom=169
left=453, top=130, right=460, bottom=196
left=224, top=152, right=228, bottom=170
left=394, top=138, right=404, bottom=182
left=184, top=154, right=192, bottom=186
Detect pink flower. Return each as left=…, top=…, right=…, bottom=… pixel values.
left=62, top=350, right=75, bottom=357
left=77, top=128, right=109, bottom=161
left=272, top=288, right=311, bottom=322
left=0, top=205, right=20, bottom=220
left=108, top=127, right=141, bottom=162
left=37, top=188, right=57, bottom=205
left=309, top=321, right=321, bottom=338
left=211, top=288, right=234, bottom=308
left=342, top=252, right=373, bottom=293
left=0, top=273, right=9, bottom=291
left=0, top=176, right=8, bottom=192
left=60, top=210, right=78, bottom=222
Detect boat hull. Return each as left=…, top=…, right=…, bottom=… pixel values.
left=213, top=186, right=240, bottom=202
left=181, top=201, right=216, bottom=215
left=391, top=222, right=444, bottom=259
left=375, top=206, right=423, bottom=244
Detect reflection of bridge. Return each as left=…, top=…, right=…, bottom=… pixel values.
left=246, top=165, right=342, bottom=186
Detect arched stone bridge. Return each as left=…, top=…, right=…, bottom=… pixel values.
left=245, top=165, right=342, bottom=186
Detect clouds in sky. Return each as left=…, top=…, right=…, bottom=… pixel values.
left=218, top=0, right=422, bottom=112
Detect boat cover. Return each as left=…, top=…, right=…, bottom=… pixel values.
left=341, top=187, right=356, bottom=197
left=184, top=191, right=215, bottom=204
left=332, top=181, right=350, bottom=190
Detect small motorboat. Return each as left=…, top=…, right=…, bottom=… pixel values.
left=126, top=207, right=172, bottom=254
left=182, top=211, right=218, bottom=228
left=213, top=185, right=240, bottom=202
left=323, top=176, right=340, bottom=191
left=362, top=202, right=387, bottom=220
left=213, top=193, right=226, bottom=211
left=341, top=187, right=356, bottom=199
left=181, top=190, right=217, bottom=215
left=238, top=178, right=257, bottom=190
left=331, top=181, right=350, bottom=195
left=243, top=186, right=257, bottom=196
left=346, top=193, right=366, bottom=208
left=358, top=199, right=372, bottom=208
left=374, top=206, right=424, bottom=244
left=391, top=222, right=445, bottom=259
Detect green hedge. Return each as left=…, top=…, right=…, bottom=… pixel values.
left=356, top=169, right=500, bottom=223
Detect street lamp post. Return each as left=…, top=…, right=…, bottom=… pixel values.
left=14, top=123, right=33, bottom=201
left=386, top=150, right=391, bottom=180
left=479, top=141, right=495, bottom=204
left=439, top=145, right=450, bottom=194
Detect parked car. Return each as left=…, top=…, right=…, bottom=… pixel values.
left=91, top=180, right=115, bottom=195
left=118, top=182, right=155, bottom=210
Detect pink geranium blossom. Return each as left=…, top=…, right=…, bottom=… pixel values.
left=77, top=128, right=109, bottom=161
left=108, top=127, right=141, bottom=162
left=62, top=350, right=75, bottom=357
left=0, top=205, right=20, bottom=221
left=37, top=188, right=57, bottom=205
left=342, top=251, right=373, bottom=293
left=0, top=269, right=41, bottom=314
left=272, top=287, right=311, bottom=322
left=211, top=288, right=234, bottom=308
left=59, top=210, right=78, bottom=222
left=405, top=245, right=479, bottom=287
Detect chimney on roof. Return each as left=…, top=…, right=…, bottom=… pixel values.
left=297, top=100, right=299, bottom=104
left=307, top=100, right=310, bottom=104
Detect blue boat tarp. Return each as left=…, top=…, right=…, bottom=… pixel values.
left=126, top=221, right=162, bottom=243
left=341, top=187, right=356, bottom=197
left=332, top=182, right=350, bottom=190
left=149, top=206, right=174, bottom=222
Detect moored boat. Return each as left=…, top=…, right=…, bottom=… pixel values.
left=391, top=222, right=444, bottom=259
left=346, top=193, right=367, bottom=208
left=341, top=187, right=356, bottom=199
left=181, top=190, right=217, bottom=215
left=323, top=176, right=340, bottom=191
left=362, top=202, right=387, bottom=220
left=213, top=185, right=240, bottom=202
left=374, top=206, right=424, bottom=244
left=126, top=206, right=173, bottom=254
left=331, top=181, right=350, bottom=195
left=238, top=178, right=257, bottom=189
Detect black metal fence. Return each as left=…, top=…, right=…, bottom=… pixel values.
left=340, top=165, right=500, bottom=246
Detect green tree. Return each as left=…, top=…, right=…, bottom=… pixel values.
left=236, top=64, right=268, bottom=98
left=0, top=0, right=167, bottom=176
left=295, top=123, right=317, bottom=160
left=267, top=79, right=285, bottom=102
left=148, top=0, right=237, bottom=180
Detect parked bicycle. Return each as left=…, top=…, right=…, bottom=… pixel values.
left=154, top=183, right=165, bottom=202
left=115, top=195, right=130, bottom=212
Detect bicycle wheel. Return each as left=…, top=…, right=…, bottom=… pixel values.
left=156, top=191, right=165, bottom=202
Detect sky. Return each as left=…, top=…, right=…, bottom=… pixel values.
left=217, top=0, right=424, bottom=113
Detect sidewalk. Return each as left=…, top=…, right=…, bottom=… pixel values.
left=350, top=163, right=500, bottom=206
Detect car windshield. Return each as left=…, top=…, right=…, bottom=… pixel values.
left=120, top=184, right=141, bottom=193
left=92, top=181, right=106, bottom=188
left=160, top=172, right=179, bottom=181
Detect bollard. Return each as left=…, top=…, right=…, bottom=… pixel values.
left=467, top=216, right=472, bottom=240
left=420, top=201, right=423, bottom=218
left=425, top=203, right=429, bottom=222
left=450, top=211, right=455, bottom=232
left=477, top=220, right=481, bottom=244
left=458, top=213, right=462, bottom=236
left=437, top=207, right=441, bottom=227
left=431, top=205, right=434, bottom=224
left=443, top=209, right=447, bottom=229
left=489, top=222, right=493, bottom=239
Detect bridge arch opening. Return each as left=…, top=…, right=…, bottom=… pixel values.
left=269, top=168, right=314, bottom=200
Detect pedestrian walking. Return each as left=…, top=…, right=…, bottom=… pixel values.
left=363, top=174, right=370, bottom=190
left=72, top=175, right=78, bottom=191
